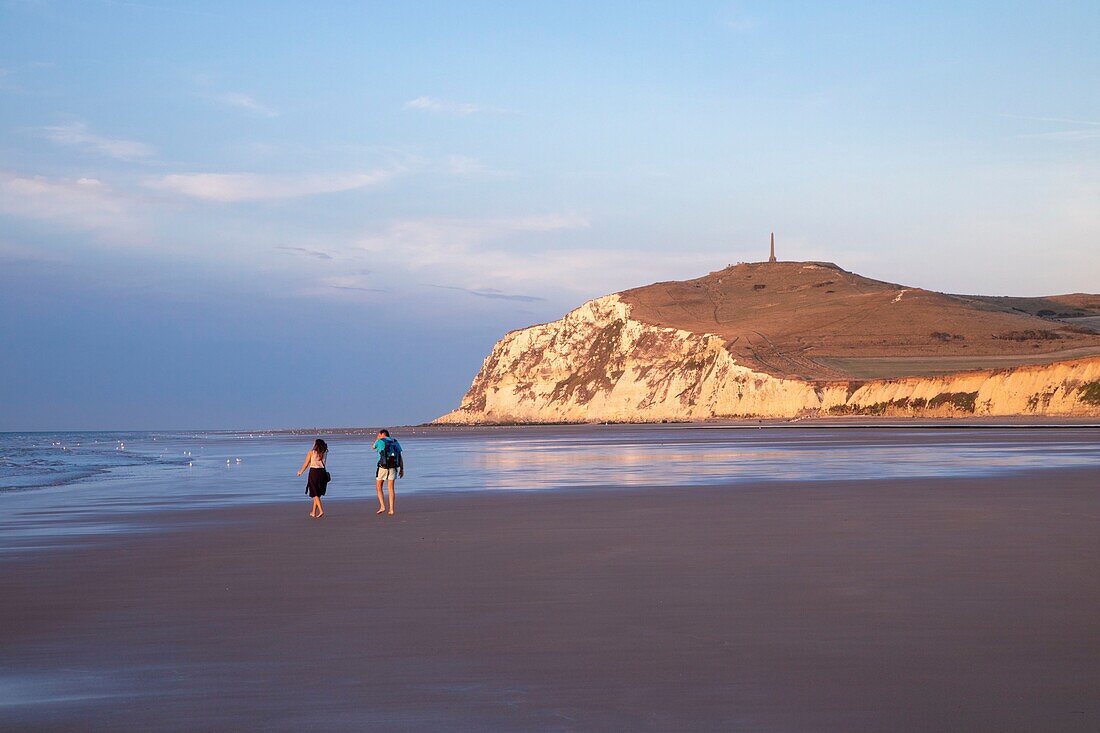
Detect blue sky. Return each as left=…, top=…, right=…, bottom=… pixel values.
left=1, top=1, right=1098, bottom=430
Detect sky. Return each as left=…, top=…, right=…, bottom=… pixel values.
left=1, top=1, right=1098, bottom=430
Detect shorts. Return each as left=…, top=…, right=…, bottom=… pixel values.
left=376, top=466, right=399, bottom=481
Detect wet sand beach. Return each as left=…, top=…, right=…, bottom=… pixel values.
left=3, top=467, right=1099, bottom=731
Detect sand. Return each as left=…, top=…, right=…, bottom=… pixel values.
left=3, top=469, right=1099, bottom=731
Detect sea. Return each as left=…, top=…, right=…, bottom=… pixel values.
left=1, top=425, right=1098, bottom=552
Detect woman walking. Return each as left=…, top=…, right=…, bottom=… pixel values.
left=297, top=438, right=329, bottom=518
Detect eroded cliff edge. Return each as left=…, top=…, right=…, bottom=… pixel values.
left=435, top=295, right=1100, bottom=423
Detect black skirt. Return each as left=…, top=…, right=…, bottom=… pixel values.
left=306, top=466, right=327, bottom=497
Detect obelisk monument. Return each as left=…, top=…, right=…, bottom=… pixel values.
left=768, top=232, right=777, bottom=263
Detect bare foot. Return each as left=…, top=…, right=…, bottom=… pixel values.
left=309, top=512, right=317, bottom=518
left=317, top=511, right=324, bottom=518
left=376, top=507, right=386, bottom=514
left=387, top=510, right=394, bottom=515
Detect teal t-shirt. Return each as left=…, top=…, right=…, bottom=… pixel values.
left=374, top=438, right=401, bottom=465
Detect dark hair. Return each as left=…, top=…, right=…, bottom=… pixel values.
left=378, top=429, right=390, bottom=437
left=312, top=439, right=328, bottom=455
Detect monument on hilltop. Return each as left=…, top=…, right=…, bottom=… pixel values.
left=768, top=232, right=777, bottom=263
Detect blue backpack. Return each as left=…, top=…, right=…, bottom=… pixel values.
left=379, top=438, right=402, bottom=469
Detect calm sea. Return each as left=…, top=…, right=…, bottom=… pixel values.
left=1, top=425, right=1098, bottom=551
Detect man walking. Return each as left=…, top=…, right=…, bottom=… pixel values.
left=373, top=429, right=404, bottom=515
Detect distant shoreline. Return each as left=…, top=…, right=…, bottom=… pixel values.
left=6, top=416, right=1100, bottom=436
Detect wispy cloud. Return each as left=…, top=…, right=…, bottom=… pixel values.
left=359, top=215, right=590, bottom=263
left=429, top=284, right=545, bottom=302
left=1005, top=115, right=1100, bottom=127
left=356, top=215, right=726, bottom=300
left=214, top=91, right=279, bottom=117
left=1004, top=114, right=1100, bottom=141
left=39, top=121, right=155, bottom=161
left=444, top=155, right=514, bottom=178
left=145, top=169, right=394, bottom=202
left=1021, top=129, right=1100, bottom=141
left=404, top=96, right=508, bottom=117
left=329, top=284, right=387, bottom=293
left=0, top=239, right=64, bottom=265
left=719, top=5, right=761, bottom=33
left=317, top=274, right=387, bottom=295
left=276, top=245, right=333, bottom=260
left=356, top=215, right=590, bottom=297
left=0, top=170, right=141, bottom=238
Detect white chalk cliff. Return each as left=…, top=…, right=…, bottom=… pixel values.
left=436, top=295, right=1100, bottom=423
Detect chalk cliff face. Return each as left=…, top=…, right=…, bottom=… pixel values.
left=436, top=294, right=1100, bottom=423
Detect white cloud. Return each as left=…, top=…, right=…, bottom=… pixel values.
left=356, top=216, right=588, bottom=294
left=444, top=154, right=514, bottom=178
left=1004, top=114, right=1100, bottom=142
left=214, top=91, right=279, bottom=117
left=1007, top=115, right=1100, bottom=127
left=0, top=170, right=140, bottom=237
left=145, top=169, right=394, bottom=202
left=354, top=215, right=721, bottom=300
left=39, top=121, right=155, bottom=160
left=359, top=215, right=590, bottom=259
left=1020, top=129, right=1100, bottom=141
left=404, top=96, right=493, bottom=117
left=719, top=5, right=761, bottom=33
